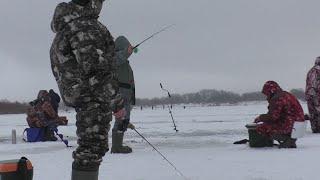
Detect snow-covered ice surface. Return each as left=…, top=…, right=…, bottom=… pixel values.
left=0, top=102, right=315, bottom=180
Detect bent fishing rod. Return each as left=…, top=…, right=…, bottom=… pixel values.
left=160, top=83, right=178, bottom=132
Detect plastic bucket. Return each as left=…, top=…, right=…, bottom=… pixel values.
left=245, top=123, right=273, bottom=147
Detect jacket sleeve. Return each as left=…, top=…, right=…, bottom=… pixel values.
left=266, top=96, right=285, bottom=123
left=104, top=32, right=124, bottom=111
left=306, top=69, right=318, bottom=101
left=50, top=91, right=61, bottom=104
left=131, top=69, right=136, bottom=105
left=115, top=50, right=128, bottom=66
left=54, top=92, right=61, bottom=103
left=70, top=31, right=110, bottom=78
left=42, top=101, right=58, bottom=119
left=70, top=29, right=123, bottom=111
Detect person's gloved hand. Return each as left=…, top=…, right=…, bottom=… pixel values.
left=113, top=108, right=126, bottom=120
left=254, top=116, right=261, bottom=123
left=255, top=114, right=271, bottom=123
left=127, top=123, right=135, bottom=130
left=128, top=45, right=133, bottom=56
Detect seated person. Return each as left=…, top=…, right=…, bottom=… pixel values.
left=254, top=81, right=305, bottom=148
left=26, top=90, right=59, bottom=141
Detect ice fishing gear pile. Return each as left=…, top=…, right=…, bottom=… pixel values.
left=160, top=83, right=179, bottom=132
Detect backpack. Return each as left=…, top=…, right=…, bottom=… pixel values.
left=23, top=128, right=45, bottom=142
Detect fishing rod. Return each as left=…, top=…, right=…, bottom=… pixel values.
left=160, top=83, right=178, bottom=132
left=132, top=127, right=189, bottom=180
left=133, top=24, right=175, bottom=52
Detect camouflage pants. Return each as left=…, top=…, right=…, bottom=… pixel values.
left=307, top=101, right=320, bottom=132
left=72, top=103, right=112, bottom=171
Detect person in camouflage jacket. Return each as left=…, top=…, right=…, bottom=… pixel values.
left=254, top=81, right=305, bottom=147
left=305, top=57, right=320, bottom=133
left=50, top=0, right=124, bottom=179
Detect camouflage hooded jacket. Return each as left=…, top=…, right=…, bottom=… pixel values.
left=306, top=58, right=320, bottom=104
left=50, top=0, right=119, bottom=107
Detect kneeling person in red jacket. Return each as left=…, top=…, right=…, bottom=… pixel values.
left=254, top=81, right=305, bottom=148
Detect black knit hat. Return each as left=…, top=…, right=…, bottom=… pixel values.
left=72, top=0, right=90, bottom=6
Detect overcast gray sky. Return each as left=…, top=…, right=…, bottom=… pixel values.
left=0, top=0, right=318, bottom=102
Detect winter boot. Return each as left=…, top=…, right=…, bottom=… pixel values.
left=273, top=134, right=297, bottom=148
left=71, top=168, right=98, bottom=180
left=311, top=120, right=320, bottom=133
left=111, top=132, right=132, bottom=154
left=278, top=138, right=297, bottom=148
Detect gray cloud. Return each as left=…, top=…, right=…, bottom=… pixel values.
left=0, top=0, right=318, bottom=101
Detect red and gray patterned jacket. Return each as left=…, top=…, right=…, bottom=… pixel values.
left=257, top=81, right=304, bottom=135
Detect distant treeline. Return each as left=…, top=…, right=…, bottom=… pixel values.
left=0, top=88, right=305, bottom=114
left=136, top=88, right=306, bottom=106
left=0, top=100, right=29, bottom=115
